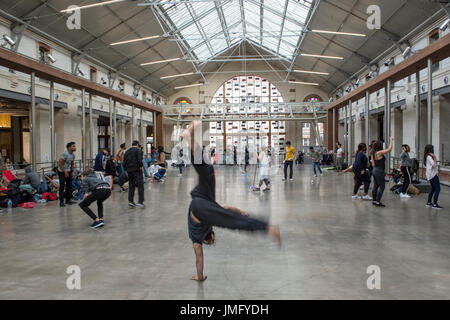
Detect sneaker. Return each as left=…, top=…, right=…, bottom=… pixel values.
left=377, top=202, right=386, bottom=207
left=136, top=203, right=145, bottom=208
left=425, top=202, right=433, bottom=207
left=98, top=220, right=105, bottom=227
left=290, top=178, right=293, bottom=182
left=90, top=220, right=104, bottom=229
left=432, top=204, right=443, bottom=210
left=400, top=193, right=411, bottom=199
left=119, top=188, right=126, bottom=193
left=352, top=195, right=361, bottom=199
left=313, top=174, right=317, bottom=177
left=128, top=202, right=136, bottom=208
left=282, top=178, right=286, bottom=181
left=362, top=195, right=373, bottom=200
left=178, top=174, right=182, bottom=177
left=320, top=173, right=323, bottom=176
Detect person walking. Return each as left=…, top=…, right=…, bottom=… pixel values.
left=58, top=142, right=76, bottom=207
left=371, top=137, right=393, bottom=207
left=351, top=143, right=372, bottom=200
left=309, top=147, right=322, bottom=177
left=424, top=144, right=442, bottom=209
left=399, top=144, right=412, bottom=199
left=254, top=146, right=271, bottom=191
left=123, top=140, right=144, bottom=208
left=244, top=145, right=250, bottom=173
left=282, top=141, right=295, bottom=181
left=78, top=169, right=111, bottom=229
left=177, top=147, right=185, bottom=177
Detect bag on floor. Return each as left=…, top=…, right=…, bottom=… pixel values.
left=18, top=202, right=37, bottom=209
left=408, top=184, right=420, bottom=195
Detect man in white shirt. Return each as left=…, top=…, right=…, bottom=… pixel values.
left=336, top=142, right=344, bottom=172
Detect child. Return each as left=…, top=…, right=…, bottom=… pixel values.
left=78, top=168, right=111, bottom=229
left=255, top=147, right=271, bottom=191
left=150, top=163, right=167, bottom=182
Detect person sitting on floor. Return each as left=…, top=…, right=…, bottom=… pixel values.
left=150, top=163, right=167, bottom=182
left=23, top=166, right=40, bottom=191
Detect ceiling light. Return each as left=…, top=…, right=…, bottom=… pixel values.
left=2, top=34, right=15, bottom=47
left=110, top=35, right=160, bottom=46
left=140, top=58, right=182, bottom=66
left=311, top=29, right=366, bottom=37
left=160, top=72, right=195, bottom=79
left=60, top=0, right=126, bottom=13
left=46, top=53, right=56, bottom=64
left=384, top=58, right=394, bottom=67
left=440, top=19, right=449, bottom=31
left=288, top=81, right=319, bottom=86
left=292, top=69, right=329, bottom=75
left=174, top=83, right=204, bottom=90
left=300, top=53, right=344, bottom=60
left=402, top=46, right=412, bottom=58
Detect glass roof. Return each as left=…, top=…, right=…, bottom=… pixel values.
left=158, top=0, right=314, bottom=63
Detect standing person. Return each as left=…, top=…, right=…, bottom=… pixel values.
left=78, top=169, right=111, bottom=229
left=399, top=144, right=412, bottom=199
left=233, top=145, right=237, bottom=166
left=94, top=148, right=109, bottom=176
left=282, top=141, right=295, bottom=181
left=123, top=140, right=144, bottom=208
left=244, top=145, right=250, bottom=173
left=177, top=147, right=185, bottom=177
left=210, top=147, right=215, bottom=165
left=310, top=147, right=322, bottom=177
left=116, top=143, right=126, bottom=175
left=351, top=143, right=372, bottom=200
left=254, top=146, right=271, bottom=191
left=371, top=136, right=393, bottom=207
left=424, top=145, right=442, bottom=209
left=336, top=143, right=344, bottom=171
left=58, top=142, right=76, bottom=207
left=182, top=121, right=281, bottom=282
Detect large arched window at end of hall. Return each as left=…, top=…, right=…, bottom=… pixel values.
left=171, top=97, right=192, bottom=142
left=209, top=75, right=285, bottom=153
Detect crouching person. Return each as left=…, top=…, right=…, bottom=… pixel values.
left=79, top=168, right=111, bottom=229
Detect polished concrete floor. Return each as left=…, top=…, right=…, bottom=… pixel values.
left=0, top=164, right=449, bottom=300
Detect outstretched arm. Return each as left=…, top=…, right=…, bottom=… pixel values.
left=378, top=136, right=394, bottom=156
left=191, top=243, right=207, bottom=281
left=222, top=204, right=249, bottom=216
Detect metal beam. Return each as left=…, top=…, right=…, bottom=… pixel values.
left=31, top=71, right=36, bottom=169
left=415, top=71, right=421, bottom=161
left=89, top=93, right=94, bottom=161
left=385, top=80, right=391, bottom=171
left=81, top=88, right=86, bottom=170
left=365, top=91, right=369, bottom=150
left=50, top=81, right=55, bottom=165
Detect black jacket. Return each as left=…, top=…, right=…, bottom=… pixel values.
left=123, top=147, right=143, bottom=173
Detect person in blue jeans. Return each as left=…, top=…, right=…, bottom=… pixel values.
left=309, top=147, right=322, bottom=177
left=143, top=150, right=158, bottom=177
left=177, top=148, right=185, bottom=176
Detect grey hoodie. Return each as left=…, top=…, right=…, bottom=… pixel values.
left=80, top=174, right=110, bottom=194
left=24, top=166, right=40, bottom=189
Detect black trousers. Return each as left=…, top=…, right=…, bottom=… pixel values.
left=190, top=197, right=267, bottom=233
left=353, top=172, right=370, bottom=195
left=79, top=188, right=111, bottom=220
left=284, top=161, right=293, bottom=179
left=58, top=171, right=72, bottom=203
left=372, top=168, right=386, bottom=202
left=401, top=166, right=411, bottom=194
left=128, top=170, right=144, bottom=204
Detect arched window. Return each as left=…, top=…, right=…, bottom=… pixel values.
left=209, top=75, right=285, bottom=152
left=173, top=97, right=192, bottom=113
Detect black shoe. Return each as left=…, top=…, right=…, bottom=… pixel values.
left=432, top=204, right=443, bottom=210
left=66, top=201, right=76, bottom=205
left=378, top=202, right=386, bottom=207
left=425, top=203, right=433, bottom=207
left=128, top=202, right=136, bottom=208
left=60, top=202, right=65, bottom=207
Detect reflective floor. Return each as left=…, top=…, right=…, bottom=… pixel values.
left=0, top=165, right=449, bottom=299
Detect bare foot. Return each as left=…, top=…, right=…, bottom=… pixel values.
left=267, top=225, right=282, bottom=248
left=191, top=275, right=207, bottom=282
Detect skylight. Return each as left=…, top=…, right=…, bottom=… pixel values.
left=156, top=0, right=314, bottom=63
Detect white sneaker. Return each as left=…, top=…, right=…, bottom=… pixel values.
left=362, top=195, right=373, bottom=200
left=282, top=178, right=286, bottom=181
left=400, top=193, right=411, bottom=198
left=178, top=174, right=182, bottom=177
left=320, top=173, right=323, bottom=176
left=290, top=178, right=293, bottom=181
left=313, top=174, right=317, bottom=177
left=352, top=195, right=361, bottom=199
